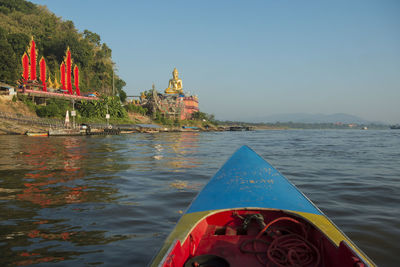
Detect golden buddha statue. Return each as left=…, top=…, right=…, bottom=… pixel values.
left=165, top=68, right=183, bottom=94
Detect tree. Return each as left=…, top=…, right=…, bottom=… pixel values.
left=7, top=33, right=30, bottom=55
left=101, top=43, right=111, bottom=58
left=115, top=77, right=127, bottom=102
left=119, top=89, right=127, bottom=103
left=35, top=99, right=70, bottom=118
left=78, top=96, right=127, bottom=119
left=192, top=111, right=217, bottom=124
left=0, top=27, right=18, bottom=83
left=0, top=0, right=37, bottom=14
left=83, top=29, right=100, bottom=46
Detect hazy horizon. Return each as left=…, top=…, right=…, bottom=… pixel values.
left=29, top=0, right=400, bottom=124
left=222, top=112, right=385, bottom=124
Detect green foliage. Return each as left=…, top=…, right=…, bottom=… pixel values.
left=83, top=29, right=100, bottom=46
left=119, top=89, right=127, bottom=103
left=0, top=0, right=36, bottom=14
left=22, top=95, right=129, bottom=121
left=0, top=6, right=9, bottom=14
left=7, top=32, right=30, bottom=58
left=36, top=103, right=59, bottom=117
left=35, top=99, right=70, bottom=118
left=15, top=96, right=71, bottom=118
left=78, top=96, right=127, bottom=119
left=0, top=0, right=126, bottom=94
left=192, top=111, right=218, bottom=125
left=143, top=90, right=153, bottom=99
left=0, top=27, right=18, bottom=83
left=154, top=113, right=175, bottom=126
left=151, top=111, right=181, bottom=126
left=114, top=78, right=127, bottom=102
left=124, top=103, right=147, bottom=115
left=18, top=95, right=35, bottom=111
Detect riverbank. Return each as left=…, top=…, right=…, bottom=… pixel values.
left=0, top=96, right=222, bottom=135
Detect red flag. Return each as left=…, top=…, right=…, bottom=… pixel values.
left=60, top=62, right=66, bottom=92
left=40, top=57, right=47, bottom=92
left=74, top=65, right=80, bottom=96
left=22, top=53, right=29, bottom=81
left=66, top=48, right=72, bottom=94
left=29, top=37, right=37, bottom=80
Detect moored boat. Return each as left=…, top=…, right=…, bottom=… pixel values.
left=26, top=131, right=48, bottom=137
left=150, top=146, right=375, bottom=267
left=181, top=126, right=200, bottom=132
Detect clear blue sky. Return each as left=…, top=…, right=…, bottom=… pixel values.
left=30, top=0, right=400, bottom=123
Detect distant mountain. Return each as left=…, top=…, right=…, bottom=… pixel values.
left=251, top=113, right=377, bottom=124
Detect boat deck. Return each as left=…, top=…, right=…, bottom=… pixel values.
left=163, top=209, right=369, bottom=267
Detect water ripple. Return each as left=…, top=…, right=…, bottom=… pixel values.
left=0, top=130, right=398, bottom=266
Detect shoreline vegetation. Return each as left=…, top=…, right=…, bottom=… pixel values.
left=0, top=95, right=389, bottom=136
left=0, top=95, right=223, bottom=135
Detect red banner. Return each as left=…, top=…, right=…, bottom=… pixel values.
left=60, top=62, right=66, bottom=92
left=29, top=38, right=37, bottom=80
left=66, top=48, right=72, bottom=94
left=40, top=57, right=47, bottom=92
left=22, top=53, right=29, bottom=81
left=74, top=65, right=80, bottom=96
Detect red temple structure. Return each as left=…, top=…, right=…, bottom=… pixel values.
left=39, top=57, right=47, bottom=92
left=65, top=47, right=73, bottom=94
left=179, top=96, right=199, bottom=120
left=60, top=62, right=66, bottom=91
left=20, top=37, right=84, bottom=97
left=18, top=37, right=98, bottom=101
left=29, top=37, right=37, bottom=81
left=22, top=53, right=29, bottom=81
left=74, top=65, right=80, bottom=96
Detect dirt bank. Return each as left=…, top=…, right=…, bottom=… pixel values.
left=0, top=96, right=37, bottom=117
left=0, top=96, right=47, bottom=134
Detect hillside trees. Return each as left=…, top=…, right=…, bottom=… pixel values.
left=0, top=27, right=18, bottom=83
left=79, top=96, right=127, bottom=119
left=192, top=111, right=216, bottom=123
left=0, top=0, right=126, bottom=100
left=0, top=0, right=36, bottom=14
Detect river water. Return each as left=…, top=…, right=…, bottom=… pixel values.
left=0, top=130, right=399, bottom=266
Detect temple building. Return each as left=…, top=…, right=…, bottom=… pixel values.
left=141, top=68, right=199, bottom=120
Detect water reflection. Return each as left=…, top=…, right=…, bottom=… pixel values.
left=0, top=136, right=129, bottom=266
left=1, top=131, right=398, bottom=266
left=16, top=137, right=86, bottom=207
left=136, top=132, right=202, bottom=171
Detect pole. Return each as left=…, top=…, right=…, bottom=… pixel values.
left=106, top=103, right=109, bottom=127
left=72, top=100, right=75, bottom=129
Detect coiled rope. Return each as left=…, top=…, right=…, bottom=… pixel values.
left=240, top=216, right=321, bottom=267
